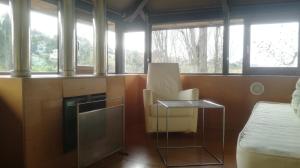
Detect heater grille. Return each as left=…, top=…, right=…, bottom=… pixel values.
left=78, top=104, right=124, bottom=168
left=63, top=93, right=106, bottom=152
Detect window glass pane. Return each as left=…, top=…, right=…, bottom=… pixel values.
left=30, top=2, right=58, bottom=72
left=0, top=3, right=12, bottom=72
left=207, top=27, right=223, bottom=73
left=152, top=23, right=223, bottom=73
left=107, top=21, right=116, bottom=73
left=76, top=22, right=94, bottom=67
left=124, top=32, right=145, bottom=73
left=250, top=22, right=299, bottom=67
left=229, top=24, right=244, bottom=73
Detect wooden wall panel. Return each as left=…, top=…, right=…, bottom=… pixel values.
left=63, top=78, right=106, bottom=97
left=125, top=75, right=299, bottom=133
left=0, top=78, right=24, bottom=168
left=106, top=76, right=126, bottom=107
left=124, top=75, right=146, bottom=145
left=21, top=76, right=119, bottom=168
left=23, top=78, right=76, bottom=168
left=182, top=75, right=298, bottom=131
left=1, top=74, right=297, bottom=167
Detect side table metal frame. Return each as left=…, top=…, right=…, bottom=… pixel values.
left=156, top=100, right=225, bottom=167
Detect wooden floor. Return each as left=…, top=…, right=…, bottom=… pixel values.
left=90, top=129, right=239, bottom=168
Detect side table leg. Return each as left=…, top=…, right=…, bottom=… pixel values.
left=166, top=108, right=169, bottom=167
left=156, top=103, right=159, bottom=147
left=222, top=107, right=226, bottom=163
left=202, top=108, right=205, bottom=148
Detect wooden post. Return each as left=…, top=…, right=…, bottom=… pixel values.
left=222, top=0, right=230, bottom=75
left=10, top=0, right=31, bottom=77
left=94, top=0, right=107, bottom=76
left=58, top=0, right=76, bottom=76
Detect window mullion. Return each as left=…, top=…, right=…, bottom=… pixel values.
left=144, top=22, right=152, bottom=74
left=222, top=0, right=230, bottom=75
left=298, top=16, right=300, bottom=69
left=222, top=15, right=230, bottom=75
left=115, top=22, right=124, bottom=74
left=243, top=20, right=250, bottom=75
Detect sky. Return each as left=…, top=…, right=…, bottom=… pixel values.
left=124, top=32, right=145, bottom=53
left=31, top=11, right=58, bottom=37
left=250, top=22, right=298, bottom=67
left=0, top=4, right=8, bottom=16
left=229, top=25, right=244, bottom=63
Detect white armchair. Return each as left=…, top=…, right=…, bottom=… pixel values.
left=143, top=63, right=199, bottom=133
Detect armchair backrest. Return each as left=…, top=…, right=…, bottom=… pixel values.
left=147, top=63, right=182, bottom=100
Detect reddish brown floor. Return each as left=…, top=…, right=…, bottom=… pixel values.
left=90, top=129, right=239, bottom=168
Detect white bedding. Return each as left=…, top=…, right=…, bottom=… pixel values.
left=237, top=102, right=300, bottom=168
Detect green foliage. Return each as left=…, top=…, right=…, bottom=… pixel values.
left=0, top=14, right=12, bottom=72
left=31, top=30, right=58, bottom=72
left=125, top=50, right=144, bottom=73
left=77, top=37, right=93, bottom=66
left=0, top=14, right=96, bottom=73
left=107, top=47, right=115, bottom=73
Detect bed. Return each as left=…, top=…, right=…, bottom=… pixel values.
left=237, top=101, right=300, bottom=168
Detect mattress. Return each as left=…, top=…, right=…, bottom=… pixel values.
left=237, top=101, right=300, bottom=168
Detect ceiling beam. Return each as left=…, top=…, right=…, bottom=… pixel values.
left=124, top=0, right=149, bottom=22
left=221, top=0, right=230, bottom=14
left=149, top=8, right=223, bottom=24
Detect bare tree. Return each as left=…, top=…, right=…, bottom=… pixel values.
left=213, top=26, right=223, bottom=73
left=256, top=40, right=298, bottom=66
left=153, top=30, right=168, bottom=62
left=152, top=26, right=224, bottom=73
left=179, top=28, right=208, bottom=72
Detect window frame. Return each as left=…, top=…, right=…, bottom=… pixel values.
left=150, top=20, right=226, bottom=75
left=30, top=9, right=60, bottom=74
left=75, top=20, right=95, bottom=74
left=148, top=16, right=300, bottom=76
left=1, top=1, right=300, bottom=76
left=107, top=20, right=117, bottom=74
left=243, top=17, right=300, bottom=75
left=123, top=30, right=146, bottom=74
left=227, top=20, right=245, bottom=75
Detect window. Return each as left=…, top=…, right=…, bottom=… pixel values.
left=30, top=1, right=58, bottom=73
left=0, top=3, right=12, bottom=72
left=107, top=21, right=116, bottom=73
left=152, top=21, right=223, bottom=73
left=250, top=22, right=299, bottom=68
left=124, top=31, right=145, bottom=73
left=229, top=24, right=244, bottom=73
left=76, top=22, right=94, bottom=71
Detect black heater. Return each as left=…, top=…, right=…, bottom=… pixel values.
left=63, top=93, right=106, bottom=153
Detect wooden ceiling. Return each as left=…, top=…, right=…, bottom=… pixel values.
left=107, top=0, right=137, bottom=13
left=107, top=0, right=299, bottom=14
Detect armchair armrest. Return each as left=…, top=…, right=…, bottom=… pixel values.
left=143, top=89, right=153, bottom=119
left=178, top=88, right=199, bottom=100
left=143, top=89, right=153, bottom=106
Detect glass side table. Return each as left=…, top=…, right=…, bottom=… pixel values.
left=156, top=100, right=225, bottom=167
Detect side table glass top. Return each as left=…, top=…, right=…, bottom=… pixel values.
left=157, top=99, right=224, bottom=108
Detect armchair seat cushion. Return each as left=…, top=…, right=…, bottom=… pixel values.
left=150, top=104, right=195, bottom=117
